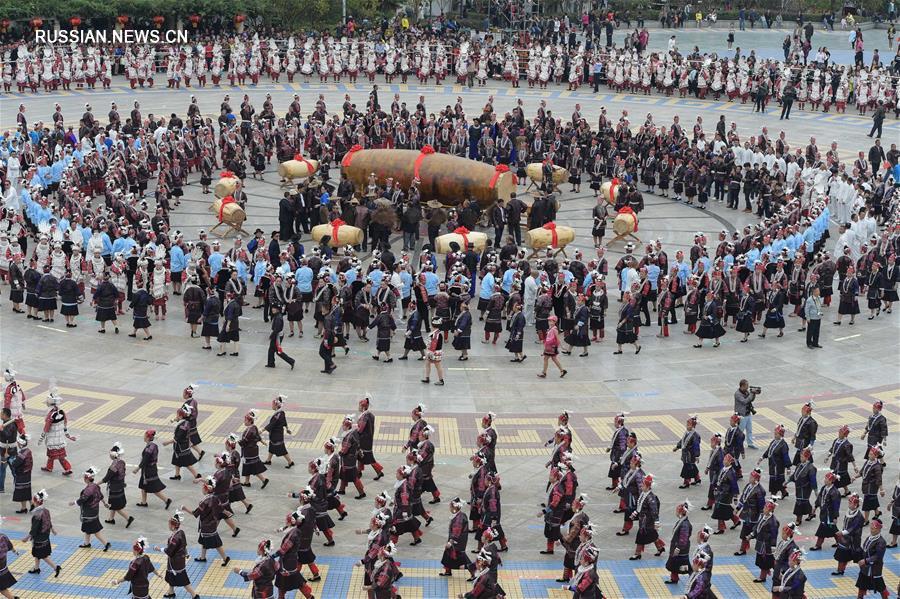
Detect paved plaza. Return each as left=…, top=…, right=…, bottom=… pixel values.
left=1, top=26, right=900, bottom=598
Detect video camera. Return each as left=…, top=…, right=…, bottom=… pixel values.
left=747, top=386, right=761, bottom=415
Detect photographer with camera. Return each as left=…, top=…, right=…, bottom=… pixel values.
left=733, top=380, right=760, bottom=450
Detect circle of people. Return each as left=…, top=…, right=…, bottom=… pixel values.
left=0, top=373, right=896, bottom=598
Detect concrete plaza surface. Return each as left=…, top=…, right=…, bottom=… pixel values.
left=1, top=52, right=899, bottom=598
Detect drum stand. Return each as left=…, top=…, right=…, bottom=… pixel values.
left=526, top=247, right=568, bottom=260
left=606, top=231, right=641, bottom=248
left=208, top=205, right=250, bottom=238
left=210, top=221, right=251, bottom=238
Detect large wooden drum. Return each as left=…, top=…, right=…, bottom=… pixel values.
left=278, top=155, right=320, bottom=184
left=214, top=172, right=240, bottom=199
left=601, top=179, right=623, bottom=205
left=525, top=163, right=569, bottom=184
left=311, top=220, right=364, bottom=247
left=212, top=196, right=246, bottom=227
left=613, top=211, right=638, bottom=236
left=341, top=147, right=516, bottom=209
left=524, top=223, right=576, bottom=250
left=435, top=229, right=488, bottom=254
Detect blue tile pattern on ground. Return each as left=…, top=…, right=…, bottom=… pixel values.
left=0, top=530, right=897, bottom=598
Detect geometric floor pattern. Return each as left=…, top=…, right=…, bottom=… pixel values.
left=0, top=532, right=897, bottom=598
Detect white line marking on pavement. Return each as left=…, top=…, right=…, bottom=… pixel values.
left=834, top=334, right=861, bottom=341
left=36, top=325, right=67, bottom=333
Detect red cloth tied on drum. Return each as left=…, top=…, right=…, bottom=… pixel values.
left=414, top=145, right=436, bottom=180
left=453, top=226, right=471, bottom=249
left=330, top=218, right=346, bottom=241
left=218, top=195, right=236, bottom=223
left=294, top=154, right=316, bottom=175
left=543, top=222, right=559, bottom=247
left=341, top=144, right=363, bottom=168
left=609, top=177, right=620, bottom=204
left=489, top=163, right=517, bottom=189
left=617, top=205, right=638, bottom=231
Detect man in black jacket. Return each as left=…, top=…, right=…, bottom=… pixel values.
left=506, top=193, right=526, bottom=245
left=278, top=194, right=294, bottom=240
left=780, top=83, right=796, bottom=120
left=868, top=139, right=886, bottom=174
left=266, top=305, right=295, bottom=369
left=868, top=103, right=886, bottom=139
left=267, top=231, right=281, bottom=266
left=491, top=199, right=508, bottom=248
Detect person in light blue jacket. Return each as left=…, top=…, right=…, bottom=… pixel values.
left=368, top=266, right=385, bottom=289
left=295, top=258, right=314, bottom=314
left=399, top=266, right=413, bottom=318
left=207, top=241, right=224, bottom=279
left=423, top=267, right=439, bottom=301
left=478, top=265, right=496, bottom=320
left=168, top=238, right=188, bottom=295
left=501, top=266, right=517, bottom=295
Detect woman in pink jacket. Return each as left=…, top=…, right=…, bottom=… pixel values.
left=538, top=315, right=567, bottom=378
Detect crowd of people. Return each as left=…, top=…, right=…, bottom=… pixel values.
left=0, top=371, right=895, bottom=598
left=1, top=82, right=898, bottom=378
left=4, top=31, right=900, bottom=119
left=0, top=22, right=899, bottom=598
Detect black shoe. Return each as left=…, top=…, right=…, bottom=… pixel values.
left=232, top=527, right=241, bottom=537
left=428, top=497, right=441, bottom=504
left=246, top=504, right=253, bottom=514
left=373, top=471, right=384, bottom=481
left=409, top=537, right=422, bottom=546
left=54, top=565, right=61, bottom=577
left=221, top=556, right=231, bottom=567
left=104, top=519, right=116, bottom=525
left=355, top=493, right=367, bottom=500
left=261, top=478, right=270, bottom=490
left=126, top=516, right=135, bottom=528
left=323, top=540, right=335, bottom=547
left=165, top=498, right=172, bottom=510
left=539, top=550, right=554, bottom=555
left=103, top=542, right=111, bottom=552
